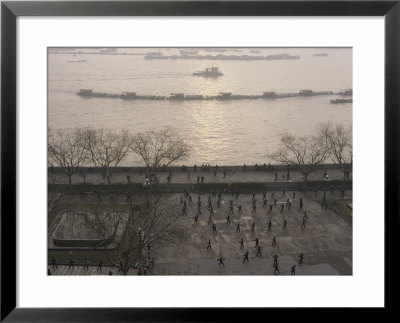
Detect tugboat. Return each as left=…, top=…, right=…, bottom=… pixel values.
left=330, top=99, right=352, bottom=104
left=193, top=66, right=223, bottom=77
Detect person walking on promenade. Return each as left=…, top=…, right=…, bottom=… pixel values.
left=252, top=204, right=257, bottom=214
left=207, top=240, right=212, bottom=250
left=274, top=198, right=277, bottom=206
left=291, top=265, right=296, bottom=275
left=280, top=204, right=284, bottom=213
left=268, top=204, right=273, bottom=214
left=51, top=256, right=58, bottom=269
left=236, top=223, right=241, bottom=233
left=97, top=260, right=103, bottom=271
left=272, top=263, right=280, bottom=275
left=226, top=214, right=231, bottom=226
left=268, top=220, right=272, bottom=232
left=243, top=251, right=249, bottom=263
left=68, top=259, right=74, bottom=269
left=292, top=191, right=296, bottom=199
left=273, top=254, right=279, bottom=266
left=217, top=198, right=221, bottom=208
left=201, top=176, right=205, bottom=183
left=217, top=257, right=225, bottom=267
left=263, top=192, right=266, bottom=201
left=251, top=221, right=256, bottom=232
left=298, top=253, right=304, bottom=265
left=263, top=199, right=267, bottom=207
left=301, top=218, right=307, bottom=229
left=253, top=237, right=259, bottom=248
left=303, top=211, right=308, bottom=220
left=48, top=268, right=52, bottom=275
left=275, top=172, right=278, bottom=181
left=271, top=236, right=277, bottom=247
left=193, top=215, right=199, bottom=225
left=229, top=204, right=234, bottom=215
left=239, top=238, right=244, bottom=249
left=237, top=204, right=243, bottom=214
left=299, top=197, right=303, bottom=209
left=288, top=201, right=292, bottom=210
left=212, top=223, right=217, bottom=234
left=282, top=219, right=288, bottom=230
left=197, top=175, right=200, bottom=183
left=235, top=192, right=239, bottom=200
left=256, top=245, right=262, bottom=257
left=252, top=191, right=256, bottom=200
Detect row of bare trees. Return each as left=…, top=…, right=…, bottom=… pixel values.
left=48, top=127, right=191, bottom=185
left=269, top=122, right=352, bottom=182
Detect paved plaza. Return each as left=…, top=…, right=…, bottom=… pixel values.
left=49, top=187, right=352, bottom=276
left=150, top=191, right=352, bottom=275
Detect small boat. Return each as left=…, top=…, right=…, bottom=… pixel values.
left=330, top=99, right=352, bottom=104
left=193, top=66, right=223, bottom=77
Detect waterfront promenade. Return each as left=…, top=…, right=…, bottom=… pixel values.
left=49, top=166, right=349, bottom=186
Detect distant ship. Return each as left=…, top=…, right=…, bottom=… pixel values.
left=313, top=53, right=328, bottom=57
left=193, top=66, right=223, bottom=77
left=335, top=89, right=353, bottom=96
left=145, top=51, right=169, bottom=59
left=179, top=49, right=198, bottom=55
left=330, top=99, right=352, bottom=104
left=266, top=53, right=300, bottom=60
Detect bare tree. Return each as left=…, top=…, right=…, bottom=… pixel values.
left=131, top=127, right=190, bottom=177
left=82, top=193, right=188, bottom=275
left=48, top=128, right=90, bottom=186
left=136, top=194, right=189, bottom=250
left=86, top=128, right=132, bottom=184
left=319, top=122, right=352, bottom=179
left=269, top=132, right=330, bottom=182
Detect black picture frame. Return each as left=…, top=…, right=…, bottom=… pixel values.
left=1, top=1, right=399, bottom=321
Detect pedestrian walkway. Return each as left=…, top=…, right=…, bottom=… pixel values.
left=49, top=168, right=348, bottom=186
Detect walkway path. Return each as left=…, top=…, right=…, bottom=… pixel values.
left=49, top=168, right=348, bottom=186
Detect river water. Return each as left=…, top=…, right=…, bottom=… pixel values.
left=48, top=47, right=352, bottom=165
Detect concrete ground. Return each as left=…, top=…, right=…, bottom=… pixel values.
left=149, top=191, right=352, bottom=275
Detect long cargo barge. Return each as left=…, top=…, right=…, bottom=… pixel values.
left=77, top=89, right=345, bottom=101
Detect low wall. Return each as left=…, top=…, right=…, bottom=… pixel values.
left=48, top=163, right=350, bottom=174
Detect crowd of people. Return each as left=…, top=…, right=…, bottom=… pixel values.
left=178, top=188, right=315, bottom=275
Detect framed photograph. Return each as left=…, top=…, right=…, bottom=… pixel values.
left=1, top=0, right=399, bottom=320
